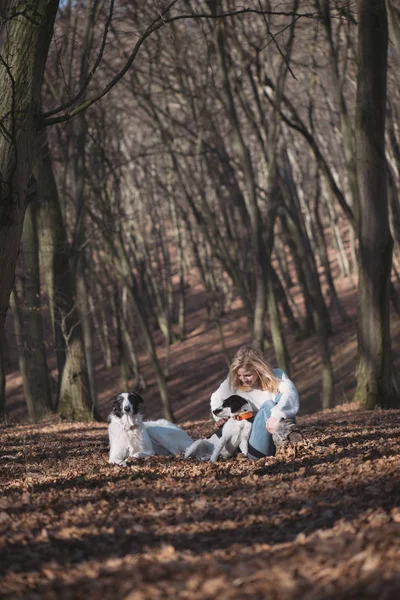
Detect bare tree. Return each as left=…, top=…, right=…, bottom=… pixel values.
left=34, top=134, right=97, bottom=420
left=0, top=0, right=59, bottom=339
left=10, top=193, right=52, bottom=421
left=354, top=0, right=399, bottom=408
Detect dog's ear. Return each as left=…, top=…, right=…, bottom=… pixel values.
left=112, top=394, right=123, bottom=418
left=221, top=397, right=232, bottom=408
left=128, top=391, right=144, bottom=411
left=224, top=394, right=247, bottom=414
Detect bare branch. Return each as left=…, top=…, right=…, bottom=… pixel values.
left=41, top=0, right=180, bottom=126
left=42, top=0, right=116, bottom=119
left=41, top=2, right=320, bottom=127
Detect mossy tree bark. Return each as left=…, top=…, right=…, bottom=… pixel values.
left=34, top=135, right=97, bottom=421
left=0, top=334, right=6, bottom=419
left=0, top=0, right=59, bottom=340
left=34, top=136, right=69, bottom=381
left=354, top=0, right=399, bottom=408
left=10, top=193, right=52, bottom=421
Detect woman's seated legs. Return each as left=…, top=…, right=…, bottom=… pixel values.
left=248, top=399, right=276, bottom=460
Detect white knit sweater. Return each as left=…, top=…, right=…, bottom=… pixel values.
left=210, top=369, right=299, bottom=422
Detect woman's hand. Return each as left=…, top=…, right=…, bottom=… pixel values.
left=266, top=416, right=279, bottom=433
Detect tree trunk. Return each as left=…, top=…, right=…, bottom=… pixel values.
left=267, top=273, right=290, bottom=375
left=323, top=184, right=352, bottom=279
left=10, top=197, right=52, bottom=421
left=387, top=0, right=400, bottom=54
left=88, top=291, right=112, bottom=369
left=58, top=326, right=94, bottom=421
left=354, top=0, right=398, bottom=408
left=279, top=166, right=334, bottom=408
left=314, top=173, right=348, bottom=321
left=271, top=268, right=302, bottom=335
left=110, top=234, right=175, bottom=421
left=0, top=0, right=59, bottom=340
left=76, top=260, right=98, bottom=411
left=170, top=197, right=186, bottom=340
left=114, top=287, right=130, bottom=391
left=0, top=333, right=6, bottom=419
left=216, top=22, right=268, bottom=350
left=121, top=285, right=146, bottom=391
left=34, top=135, right=97, bottom=420
left=319, top=0, right=360, bottom=220
left=95, top=279, right=114, bottom=369
left=128, top=286, right=175, bottom=422
left=34, top=136, right=67, bottom=379
left=275, top=236, right=294, bottom=289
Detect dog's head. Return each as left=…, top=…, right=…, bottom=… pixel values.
left=111, top=391, right=144, bottom=419
left=213, top=394, right=251, bottom=417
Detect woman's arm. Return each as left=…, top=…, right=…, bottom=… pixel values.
left=269, top=373, right=299, bottom=422
left=210, top=377, right=233, bottom=421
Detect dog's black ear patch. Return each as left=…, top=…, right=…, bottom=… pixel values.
left=112, top=394, right=123, bottom=418
left=128, top=391, right=144, bottom=413
left=129, top=391, right=144, bottom=404
left=223, top=394, right=247, bottom=414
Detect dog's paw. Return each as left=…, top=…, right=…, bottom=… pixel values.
left=131, top=451, right=152, bottom=459
left=109, top=459, right=127, bottom=467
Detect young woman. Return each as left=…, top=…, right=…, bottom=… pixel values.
left=210, top=345, right=300, bottom=459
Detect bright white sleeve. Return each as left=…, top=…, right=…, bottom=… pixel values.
left=210, top=377, right=234, bottom=421
left=269, top=373, right=299, bottom=422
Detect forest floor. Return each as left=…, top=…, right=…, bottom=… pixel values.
left=2, top=264, right=400, bottom=598
left=1, top=407, right=400, bottom=599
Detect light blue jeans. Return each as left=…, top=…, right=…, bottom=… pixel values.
left=248, top=399, right=277, bottom=460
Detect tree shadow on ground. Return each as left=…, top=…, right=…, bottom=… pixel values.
left=2, top=468, right=399, bottom=578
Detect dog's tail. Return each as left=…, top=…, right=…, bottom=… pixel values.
left=184, top=439, right=215, bottom=460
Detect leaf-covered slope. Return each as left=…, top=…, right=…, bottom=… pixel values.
left=1, top=407, right=400, bottom=599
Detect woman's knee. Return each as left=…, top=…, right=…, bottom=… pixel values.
left=257, top=399, right=276, bottom=419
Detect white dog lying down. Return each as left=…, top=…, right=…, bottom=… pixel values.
left=185, top=395, right=254, bottom=462
left=108, top=392, right=193, bottom=466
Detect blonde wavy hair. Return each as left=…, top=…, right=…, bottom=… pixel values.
left=229, top=345, right=279, bottom=393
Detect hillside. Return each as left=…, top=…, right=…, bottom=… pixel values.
left=2, top=247, right=400, bottom=599
left=5, top=266, right=400, bottom=424
left=1, top=406, right=400, bottom=599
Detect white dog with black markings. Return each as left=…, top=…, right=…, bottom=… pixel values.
left=185, top=394, right=254, bottom=462
left=108, top=391, right=193, bottom=466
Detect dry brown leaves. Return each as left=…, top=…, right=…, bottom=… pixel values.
left=1, top=408, right=400, bottom=599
